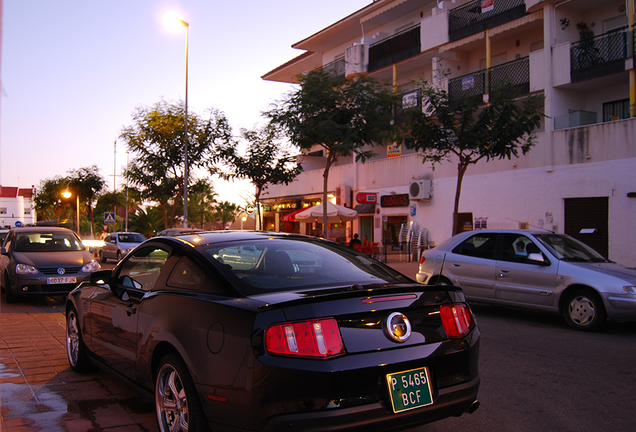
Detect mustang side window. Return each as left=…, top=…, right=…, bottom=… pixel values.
left=117, top=246, right=170, bottom=291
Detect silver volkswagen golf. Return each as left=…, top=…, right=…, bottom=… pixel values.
left=417, top=229, right=636, bottom=331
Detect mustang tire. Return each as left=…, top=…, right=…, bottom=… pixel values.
left=66, top=306, right=92, bottom=372
left=155, top=353, right=209, bottom=432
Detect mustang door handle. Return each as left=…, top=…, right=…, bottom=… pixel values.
left=125, top=305, right=137, bottom=316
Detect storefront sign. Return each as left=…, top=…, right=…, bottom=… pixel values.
left=409, top=205, right=416, bottom=216
left=356, top=193, right=378, bottom=204
left=481, top=0, right=494, bottom=13
left=380, top=194, right=410, bottom=208
left=387, top=143, right=402, bottom=158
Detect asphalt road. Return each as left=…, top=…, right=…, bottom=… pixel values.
left=410, top=304, right=636, bottom=432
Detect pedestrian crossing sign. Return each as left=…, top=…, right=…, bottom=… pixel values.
left=104, top=212, right=116, bottom=224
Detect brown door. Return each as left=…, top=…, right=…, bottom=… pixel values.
left=564, top=197, right=608, bottom=258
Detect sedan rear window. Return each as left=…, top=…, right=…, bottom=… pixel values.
left=199, top=239, right=411, bottom=294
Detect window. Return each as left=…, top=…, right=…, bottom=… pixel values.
left=500, top=234, right=537, bottom=263
left=24, top=208, right=31, bottom=215
left=452, top=233, right=497, bottom=259
left=117, top=246, right=170, bottom=291
left=167, top=258, right=204, bottom=290
left=0, top=208, right=6, bottom=215
left=603, top=99, right=630, bottom=122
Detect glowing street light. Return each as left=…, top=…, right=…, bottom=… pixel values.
left=61, top=189, right=80, bottom=234
left=163, top=11, right=190, bottom=228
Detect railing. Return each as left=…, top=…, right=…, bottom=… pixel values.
left=571, top=27, right=629, bottom=83
left=449, top=0, right=526, bottom=42
left=368, top=25, right=420, bottom=72
left=318, top=57, right=346, bottom=82
left=448, top=56, right=529, bottom=104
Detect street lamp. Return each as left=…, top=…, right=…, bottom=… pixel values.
left=61, top=189, right=80, bottom=234
left=163, top=11, right=190, bottom=228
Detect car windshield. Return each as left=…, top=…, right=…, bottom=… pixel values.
left=14, top=232, right=84, bottom=252
left=535, top=234, right=607, bottom=262
left=118, top=233, right=146, bottom=243
left=199, top=238, right=411, bottom=295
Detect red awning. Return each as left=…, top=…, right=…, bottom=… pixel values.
left=280, top=207, right=309, bottom=222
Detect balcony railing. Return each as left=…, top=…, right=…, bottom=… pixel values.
left=317, top=57, right=346, bottom=82
left=570, top=27, right=629, bottom=83
left=449, top=0, right=526, bottom=42
left=448, top=56, right=530, bottom=104
left=368, top=25, right=420, bottom=72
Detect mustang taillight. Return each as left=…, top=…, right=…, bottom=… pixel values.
left=266, top=318, right=345, bottom=358
left=440, top=304, right=474, bottom=338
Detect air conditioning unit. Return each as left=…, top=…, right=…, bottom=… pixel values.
left=409, top=180, right=432, bottom=200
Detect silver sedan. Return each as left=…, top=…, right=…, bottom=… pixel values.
left=417, top=229, right=636, bottom=331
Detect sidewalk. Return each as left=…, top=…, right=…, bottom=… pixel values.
left=0, top=259, right=420, bottom=431
left=0, top=299, right=157, bottom=432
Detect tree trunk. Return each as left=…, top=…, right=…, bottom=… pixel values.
left=452, top=160, right=468, bottom=236
left=322, top=153, right=335, bottom=239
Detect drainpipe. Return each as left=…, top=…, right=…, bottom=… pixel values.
left=485, top=28, right=491, bottom=98
left=629, top=0, right=635, bottom=116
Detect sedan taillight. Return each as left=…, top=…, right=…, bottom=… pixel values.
left=440, top=304, right=474, bottom=338
left=266, top=318, right=345, bottom=358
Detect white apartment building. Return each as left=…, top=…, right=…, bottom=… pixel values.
left=0, top=185, right=36, bottom=228
left=262, top=0, right=636, bottom=266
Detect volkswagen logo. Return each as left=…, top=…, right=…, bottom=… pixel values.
left=383, top=312, right=411, bottom=343
left=57, top=268, right=66, bottom=275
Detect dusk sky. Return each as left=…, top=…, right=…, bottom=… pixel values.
left=1, top=0, right=370, bottom=204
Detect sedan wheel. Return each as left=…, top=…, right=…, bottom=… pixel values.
left=155, top=354, right=208, bottom=432
left=66, top=307, right=91, bottom=371
left=564, top=289, right=606, bottom=331
left=99, top=250, right=107, bottom=263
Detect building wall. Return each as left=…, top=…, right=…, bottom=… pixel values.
left=263, top=0, right=636, bottom=266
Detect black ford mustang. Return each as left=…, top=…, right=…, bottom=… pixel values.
left=65, top=231, right=479, bottom=432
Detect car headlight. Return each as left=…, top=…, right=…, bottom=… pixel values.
left=622, top=286, right=636, bottom=294
left=81, top=261, right=101, bottom=273
left=16, top=264, right=38, bottom=275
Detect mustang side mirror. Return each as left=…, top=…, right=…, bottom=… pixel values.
left=91, top=270, right=112, bottom=285
left=1, top=247, right=7, bottom=256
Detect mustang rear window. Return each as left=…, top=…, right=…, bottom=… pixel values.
left=199, top=239, right=410, bottom=294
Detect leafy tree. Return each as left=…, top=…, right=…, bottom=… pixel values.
left=212, top=201, right=239, bottom=230
left=187, top=179, right=218, bottom=228
left=120, top=100, right=232, bottom=229
left=67, top=165, right=106, bottom=236
left=33, top=177, right=72, bottom=225
left=129, top=206, right=164, bottom=238
left=217, top=126, right=301, bottom=230
left=267, top=70, right=395, bottom=238
left=400, top=82, right=543, bottom=235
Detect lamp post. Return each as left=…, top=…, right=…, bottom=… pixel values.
left=163, top=11, right=190, bottom=228
left=61, top=189, right=80, bottom=234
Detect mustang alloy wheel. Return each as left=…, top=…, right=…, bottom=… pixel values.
left=66, top=307, right=91, bottom=372
left=155, top=353, right=208, bottom=432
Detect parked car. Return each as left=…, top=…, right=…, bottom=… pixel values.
left=0, top=228, right=10, bottom=245
left=417, top=229, right=636, bottom=331
left=65, top=231, right=480, bottom=432
left=0, top=227, right=100, bottom=303
left=99, top=232, right=146, bottom=262
left=157, top=227, right=204, bottom=236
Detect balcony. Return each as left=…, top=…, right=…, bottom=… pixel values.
left=570, top=27, right=629, bottom=84
left=448, top=56, right=530, bottom=104
left=449, top=0, right=526, bottom=42
left=368, top=25, right=420, bottom=72
left=318, top=57, right=346, bottom=82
